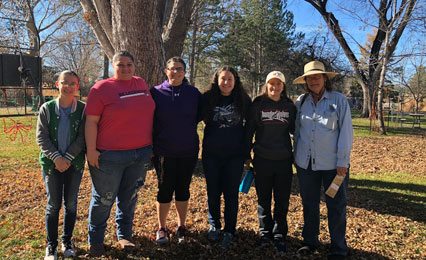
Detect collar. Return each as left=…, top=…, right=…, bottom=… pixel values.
left=54, top=97, right=77, bottom=115
left=309, top=89, right=330, bottom=102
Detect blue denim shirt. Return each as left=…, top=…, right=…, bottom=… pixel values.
left=294, top=91, right=353, bottom=170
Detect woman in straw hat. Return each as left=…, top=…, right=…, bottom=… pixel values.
left=245, top=71, right=296, bottom=252
left=293, top=61, right=353, bottom=260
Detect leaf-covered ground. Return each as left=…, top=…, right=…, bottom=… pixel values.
left=0, top=135, right=425, bottom=259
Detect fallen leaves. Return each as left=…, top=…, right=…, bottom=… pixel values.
left=0, top=135, right=425, bottom=259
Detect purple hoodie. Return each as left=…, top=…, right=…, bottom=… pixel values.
left=151, top=80, right=202, bottom=157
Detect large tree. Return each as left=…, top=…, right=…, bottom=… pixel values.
left=0, top=0, right=81, bottom=56
left=45, top=19, right=103, bottom=96
left=79, top=0, right=194, bottom=87
left=305, top=0, right=420, bottom=134
left=183, top=0, right=235, bottom=87
left=218, top=0, right=301, bottom=96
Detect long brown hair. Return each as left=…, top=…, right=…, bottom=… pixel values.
left=203, top=66, right=250, bottom=120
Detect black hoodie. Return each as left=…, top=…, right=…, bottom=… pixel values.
left=245, top=95, right=296, bottom=161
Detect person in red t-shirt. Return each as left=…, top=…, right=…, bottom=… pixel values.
left=85, top=50, right=155, bottom=257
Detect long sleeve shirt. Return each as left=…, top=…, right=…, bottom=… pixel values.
left=294, top=90, right=353, bottom=170
left=202, top=93, right=251, bottom=158
left=245, top=96, right=296, bottom=161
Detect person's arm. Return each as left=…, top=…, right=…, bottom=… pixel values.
left=244, top=101, right=256, bottom=168
left=36, top=103, right=69, bottom=172
left=288, top=102, right=297, bottom=136
left=64, top=106, right=86, bottom=163
left=195, top=89, right=204, bottom=123
left=293, top=95, right=304, bottom=161
left=336, top=95, right=353, bottom=176
left=85, top=115, right=101, bottom=168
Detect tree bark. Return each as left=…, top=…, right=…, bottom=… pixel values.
left=80, top=0, right=194, bottom=87
left=162, top=0, right=195, bottom=60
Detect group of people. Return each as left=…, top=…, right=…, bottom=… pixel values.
left=36, top=50, right=353, bottom=260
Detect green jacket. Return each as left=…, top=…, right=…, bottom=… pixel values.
left=36, top=98, right=86, bottom=174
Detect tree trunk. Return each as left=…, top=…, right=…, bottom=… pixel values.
left=188, top=7, right=199, bottom=85
left=103, top=53, right=109, bottom=79
left=360, top=82, right=370, bottom=117
left=80, top=0, right=194, bottom=87
left=377, top=89, right=386, bottom=134
left=162, top=0, right=195, bottom=60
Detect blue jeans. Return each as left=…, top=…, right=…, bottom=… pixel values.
left=202, top=155, right=244, bottom=234
left=297, top=164, right=349, bottom=256
left=88, top=146, right=151, bottom=245
left=43, top=166, right=84, bottom=247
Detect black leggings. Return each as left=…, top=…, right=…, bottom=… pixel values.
left=153, top=155, right=198, bottom=203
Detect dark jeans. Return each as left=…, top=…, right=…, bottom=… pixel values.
left=253, top=156, right=293, bottom=238
left=88, top=146, right=151, bottom=245
left=43, top=166, right=84, bottom=247
left=202, top=155, right=244, bottom=234
left=153, top=155, right=198, bottom=203
left=297, top=164, right=349, bottom=256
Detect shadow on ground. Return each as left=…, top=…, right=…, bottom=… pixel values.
left=72, top=229, right=390, bottom=260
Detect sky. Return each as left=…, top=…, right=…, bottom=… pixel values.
left=285, top=0, right=425, bottom=77
left=286, top=0, right=371, bottom=57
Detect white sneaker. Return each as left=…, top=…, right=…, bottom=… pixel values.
left=44, top=246, right=57, bottom=260
left=61, top=241, right=76, bottom=258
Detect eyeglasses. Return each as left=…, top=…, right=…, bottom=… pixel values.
left=167, top=67, right=185, bottom=73
left=60, top=82, right=78, bottom=87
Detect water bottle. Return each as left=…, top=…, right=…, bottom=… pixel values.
left=239, top=168, right=254, bottom=194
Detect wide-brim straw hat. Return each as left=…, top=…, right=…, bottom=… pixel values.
left=293, top=61, right=339, bottom=84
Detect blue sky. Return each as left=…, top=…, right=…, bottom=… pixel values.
left=285, top=0, right=424, bottom=77
left=286, top=0, right=371, bottom=57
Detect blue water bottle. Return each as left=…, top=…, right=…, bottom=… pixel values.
left=239, top=168, right=254, bottom=194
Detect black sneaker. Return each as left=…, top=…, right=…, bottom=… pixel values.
left=257, top=235, right=272, bottom=246
left=156, top=227, right=169, bottom=246
left=176, top=225, right=186, bottom=244
left=207, top=225, right=219, bottom=242
left=44, top=245, right=57, bottom=260
left=61, top=241, right=76, bottom=258
left=297, top=244, right=317, bottom=255
left=220, top=232, right=233, bottom=249
left=273, top=237, right=287, bottom=252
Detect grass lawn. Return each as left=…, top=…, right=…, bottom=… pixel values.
left=0, top=114, right=425, bottom=259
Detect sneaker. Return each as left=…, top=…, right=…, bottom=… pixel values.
left=176, top=225, right=186, bottom=244
left=273, top=237, right=287, bottom=252
left=156, top=227, right=169, bottom=246
left=296, top=244, right=317, bottom=255
left=257, top=235, right=272, bottom=246
left=89, top=244, right=105, bottom=257
left=44, top=245, right=57, bottom=260
left=207, top=225, right=219, bottom=242
left=220, top=232, right=233, bottom=249
left=118, top=238, right=135, bottom=249
left=61, top=241, right=76, bottom=258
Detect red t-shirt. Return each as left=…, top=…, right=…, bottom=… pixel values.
left=85, top=76, right=155, bottom=150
